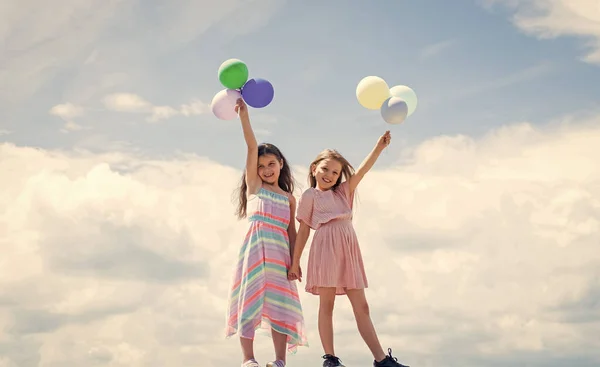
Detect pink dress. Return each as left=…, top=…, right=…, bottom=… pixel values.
left=296, top=180, right=368, bottom=295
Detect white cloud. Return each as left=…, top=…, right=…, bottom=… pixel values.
left=60, top=121, right=86, bottom=134
left=0, top=0, right=285, bottom=107
left=49, top=103, right=88, bottom=133
left=486, top=0, right=600, bottom=64
left=102, top=93, right=210, bottom=123
left=102, top=93, right=151, bottom=113
left=419, top=39, right=457, bottom=59
left=180, top=100, right=210, bottom=116
left=147, top=106, right=180, bottom=123
left=49, top=103, right=84, bottom=120
left=0, top=116, right=599, bottom=366
left=438, top=61, right=555, bottom=103
left=0, top=0, right=128, bottom=105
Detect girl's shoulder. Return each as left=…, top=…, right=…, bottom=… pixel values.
left=300, top=187, right=317, bottom=198
left=297, top=187, right=316, bottom=208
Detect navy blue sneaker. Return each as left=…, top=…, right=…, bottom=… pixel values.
left=374, top=348, right=409, bottom=367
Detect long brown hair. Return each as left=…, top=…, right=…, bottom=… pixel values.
left=235, top=143, right=294, bottom=219
left=308, top=149, right=355, bottom=190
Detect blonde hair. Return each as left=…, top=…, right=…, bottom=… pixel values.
left=308, top=149, right=355, bottom=190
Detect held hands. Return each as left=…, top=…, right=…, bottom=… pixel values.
left=234, top=98, right=248, bottom=120
left=376, top=130, right=391, bottom=150
left=288, top=263, right=302, bottom=282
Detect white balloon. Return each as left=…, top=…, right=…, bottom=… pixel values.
left=356, top=76, right=391, bottom=110
left=389, top=85, right=418, bottom=116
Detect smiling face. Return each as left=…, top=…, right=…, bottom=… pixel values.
left=257, top=153, right=282, bottom=185
left=311, top=158, right=342, bottom=190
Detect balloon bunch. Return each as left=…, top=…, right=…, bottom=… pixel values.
left=356, top=76, right=418, bottom=125
left=211, top=59, right=275, bottom=120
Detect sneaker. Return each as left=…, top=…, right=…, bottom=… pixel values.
left=322, top=354, right=345, bottom=367
left=242, top=359, right=260, bottom=367
left=374, top=348, right=409, bottom=367
left=266, top=361, right=285, bottom=367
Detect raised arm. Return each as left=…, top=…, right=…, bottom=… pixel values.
left=348, top=130, right=391, bottom=193
left=236, top=98, right=262, bottom=194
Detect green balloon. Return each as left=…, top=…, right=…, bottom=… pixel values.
left=218, top=59, right=249, bottom=90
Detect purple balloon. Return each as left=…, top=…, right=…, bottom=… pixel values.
left=241, top=78, right=274, bottom=108
left=211, top=88, right=242, bottom=120
left=380, top=96, right=408, bottom=125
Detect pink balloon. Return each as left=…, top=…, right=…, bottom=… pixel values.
left=211, top=88, right=242, bottom=120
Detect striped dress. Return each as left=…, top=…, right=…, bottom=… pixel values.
left=226, top=187, right=308, bottom=353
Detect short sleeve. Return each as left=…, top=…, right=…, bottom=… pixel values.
left=337, top=180, right=355, bottom=209
left=296, top=189, right=318, bottom=229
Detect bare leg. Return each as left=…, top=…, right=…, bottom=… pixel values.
left=318, top=287, right=337, bottom=356
left=271, top=328, right=287, bottom=362
left=240, top=336, right=255, bottom=362
left=346, top=289, right=386, bottom=362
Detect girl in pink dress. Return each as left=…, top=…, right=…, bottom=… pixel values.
left=288, top=131, right=409, bottom=367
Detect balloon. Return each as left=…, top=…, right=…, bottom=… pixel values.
left=356, top=76, right=391, bottom=110
left=218, top=59, right=249, bottom=90
left=389, top=85, right=418, bottom=116
left=380, top=97, right=408, bottom=125
left=241, top=78, right=274, bottom=108
left=211, top=88, right=242, bottom=120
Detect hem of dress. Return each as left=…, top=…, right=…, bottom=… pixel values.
left=225, top=316, right=309, bottom=354
left=305, top=285, right=368, bottom=296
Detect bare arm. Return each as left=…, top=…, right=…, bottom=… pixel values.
left=291, top=222, right=311, bottom=268
left=289, top=191, right=313, bottom=282
left=287, top=194, right=297, bottom=259
left=236, top=99, right=262, bottom=194
left=348, top=130, right=391, bottom=193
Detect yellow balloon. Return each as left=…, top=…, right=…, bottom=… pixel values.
left=356, top=76, right=391, bottom=110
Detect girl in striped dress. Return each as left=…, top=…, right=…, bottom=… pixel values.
left=226, top=98, right=308, bottom=367
left=288, top=131, right=410, bottom=367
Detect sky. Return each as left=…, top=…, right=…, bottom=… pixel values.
left=0, top=0, right=599, bottom=366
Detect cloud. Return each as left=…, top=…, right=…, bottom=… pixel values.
left=49, top=103, right=84, bottom=120
left=102, top=93, right=210, bottom=123
left=1, top=115, right=599, bottom=366
left=0, top=0, right=127, bottom=105
left=441, top=60, right=554, bottom=102
left=180, top=100, right=210, bottom=117
left=59, top=121, right=87, bottom=133
left=49, top=103, right=88, bottom=133
left=102, top=94, right=150, bottom=113
left=0, top=0, right=285, bottom=107
left=419, top=39, right=457, bottom=59
left=0, top=144, right=247, bottom=366
left=485, top=0, right=600, bottom=64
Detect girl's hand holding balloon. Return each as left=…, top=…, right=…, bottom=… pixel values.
left=376, top=130, right=391, bottom=150
left=235, top=98, right=248, bottom=120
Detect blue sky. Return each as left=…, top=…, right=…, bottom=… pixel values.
left=2, top=0, right=599, bottom=169
left=1, top=1, right=600, bottom=366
